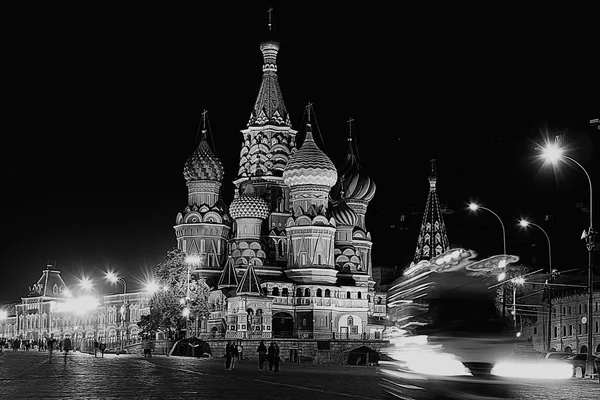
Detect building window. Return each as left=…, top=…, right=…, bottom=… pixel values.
left=578, top=324, right=582, bottom=335
left=562, top=326, right=566, bottom=336
left=320, top=318, right=324, bottom=326
left=296, top=288, right=302, bottom=297
left=272, top=287, right=279, bottom=296
left=325, top=289, right=330, bottom=297
left=533, top=327, right=537, bottom=334
left=347, top=291, right=351, bottom=299
left=304, top=288, right=311, bottom=297
left=282, top=288, right=288, bottom=297
left=316, top=289, right=322, bottom=297
left=348, top=316, right=354, bottom=326
left=302, top=318, right=306, bottom=327
left=357, top=292, right=362, bottom=299
left=569, top=325, right=573, bottom=336
left=568, top=306, right=572, bottom=315
left=553, top=326, right=558, bottom=338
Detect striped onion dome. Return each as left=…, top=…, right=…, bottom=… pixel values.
left=183, top=133, right=225, bottom=182
left=335, top=138, right=376, bottom=202
left=283, top=125, right=337, bottom=188
left=331, top=199, right=357, bottom=227
left=229, top=183, right=269, bottom=220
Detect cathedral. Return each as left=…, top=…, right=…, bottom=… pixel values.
left=173, top=25, right=387, bottom=340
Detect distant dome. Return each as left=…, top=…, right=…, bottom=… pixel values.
left=183, top=136, right=225, bottom=182
left=334, top=141, right=376, bottom=202
left=283, top=126, right=337, bottom=188
left=331, top=200, right=357, bottom=227
left=229, top=184, right=270, bottom=220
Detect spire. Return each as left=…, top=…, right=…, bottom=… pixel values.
left=305, top=102, right=314, bottom=141
left=413, top=159, right=449, bottom=263
left=236, top=263, right=263, bottom=295
left=428, top=158, right=437, bottom=190
left=248, top=8, right=290, bottom=127
left=217, top=256, right=239, bottom=289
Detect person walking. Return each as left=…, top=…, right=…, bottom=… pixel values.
left=94, top=339, right=99, bottom=357
left=143, top=338, right=153, bottom=358
left=273, top=342, right=280, bottom=372
left=268, top=342, right=276, bottom=371
left=99, top=341, right=106, bottom=358
left=230, top=342, right=238, bottom=370
left=48, top=334, right=56, bottom=364
left=225, top=341, right=233, bottom=370
left=63, top=336, right=72, bottom=363
left=257, top=340, right=267, bottom=371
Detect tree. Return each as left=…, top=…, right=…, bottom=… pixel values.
left=138, top=248, right=211, bottom=339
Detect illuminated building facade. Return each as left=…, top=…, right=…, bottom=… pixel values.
left=177, top=25, right=387, bottom=340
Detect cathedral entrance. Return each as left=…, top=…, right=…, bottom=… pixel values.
left=272, top=312, right=294, bottom=338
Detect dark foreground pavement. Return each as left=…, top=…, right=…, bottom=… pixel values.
left=1, top=351, right=599, bottom=399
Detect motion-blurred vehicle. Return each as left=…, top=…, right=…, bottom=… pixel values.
left=539, top=351, right=571, bottom=360
left=562, top=353, right=599, bottom=376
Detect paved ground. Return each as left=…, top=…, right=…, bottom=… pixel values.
left=0, top=350, right=599, bottom=399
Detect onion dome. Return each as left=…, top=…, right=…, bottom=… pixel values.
left=334, top=135, right=376, bottom=202
left=283, top=124, right=337, bottom=188
left=183, top=130, right=225, bottom=182
left=331, top=199, right=358, bottom=227
left=229, top=183, right=269, bottom=220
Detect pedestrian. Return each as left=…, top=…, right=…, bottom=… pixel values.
left=257, top=340, right=267, bottom=371
left=94, top=339, right=99, bottom=357
left=99, top=341, right=106, bottom=358
left=225, top=341, right=233, bottom=370
left=63, top=336, right=72, bottom=363
left=268, top=342, right=275, bottom=371
left=48, top=334, right=56, bottom=364
left=273, top=342, right=280, bottom=372
left=143, top=338, right=152, bottom=358
left=230, top=342, right=238, bottom=370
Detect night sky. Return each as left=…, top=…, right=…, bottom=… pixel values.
left=2, top=4, right=597, bottom=304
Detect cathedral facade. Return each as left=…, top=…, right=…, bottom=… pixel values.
left=175, top=31, right=387, bottom=340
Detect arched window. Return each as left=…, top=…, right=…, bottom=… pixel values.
left=580, top=345, right=587, bottom=354
left=282, top=288, right=289, bottom=297
left=272, top=287, right=279, bottom=296
left=357, top=292, right=362, bottom=299
left=304, top=288, right=311, bottom=297
left=347, top=291, right=351, bottom=299
left=367, top=294, right=371, bottom=302
left=278, top=241, right=284, bottom=257
left=316, top=289, right=322, bottom=297
left=325, top=289, right=330, bottom=297
left=296, top=288, right=302, bottom=297
left=377, top=296, right=382, bottom=305
left=348, top=316, right=354, bottom=326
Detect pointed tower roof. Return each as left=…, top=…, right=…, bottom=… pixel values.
left=217, top=256, right=239, bottom=289
left=331, top=118, right=376, bottom=202
left=28, top=263, right=69, bottom=298
left=413, top=159, right=450, bottom=263
left=247, top=9, right=291, bottom=127
left=236, top=263, right=263, bottom=296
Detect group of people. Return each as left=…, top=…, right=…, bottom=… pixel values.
left=224, top=340, right=280, bottom=371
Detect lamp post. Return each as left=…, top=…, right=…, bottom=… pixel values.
left=541, top=142, right=595, bottom=378
left=469, top=203, right=507, bottom=255
left=511, top=276, right=526, bottom=333
left=470, top=203, right=509, bottom=319
left=106, top=272, right=127, bottom=352
left=519, top=219, right=554, bottom=351
left=80, top=278, right=100, bottom=351
left=184, top=255, right=200, bottom=338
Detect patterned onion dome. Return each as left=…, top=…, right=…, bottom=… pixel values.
left=331, top=200, right=358, bottom=227
left=229, top=183, right=270, bottom=220
left=183, top=135, right=225, bottom=182
left=283, top=126, right=337, bottom=188
left=336, top=142, right=376, bottom=202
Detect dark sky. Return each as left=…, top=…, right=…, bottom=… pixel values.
left=1, top=4, right=597, bottom=304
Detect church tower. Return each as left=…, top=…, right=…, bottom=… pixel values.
left=413, top=159, right=449, bottom=263
left=282, top=106, right=338, bottom=284
left=174, top=111, right=233, bottom=281
left=331, top=120, right=376, bottom=286
left=233, top=10, right=297, bottom=267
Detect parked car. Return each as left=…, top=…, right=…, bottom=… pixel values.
left=562, top=354, right=599, bottom=376
left=539, top=351, right=572, bottom=360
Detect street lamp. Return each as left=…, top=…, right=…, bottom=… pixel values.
left=519, top=219, right=554, bottom=352
left=79, top=278, right=101, bottom=351
left=469, top=203, right=507, bottom=255
left=106, top=272, right=128, bottom=352
left=541, top=141, right=595, bottom=378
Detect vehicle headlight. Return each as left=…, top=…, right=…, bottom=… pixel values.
left=406, top=353, right=471, bottom=376
left=491, top=361, right=572, bottom=380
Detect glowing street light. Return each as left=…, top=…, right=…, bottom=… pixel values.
left=468, top=203, right=507, bottom=255
left=145, top=281, right=160, bottom=295
left=540, top=140, right=595, bottom=377
left=511, top=276, right=525, bottom=331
